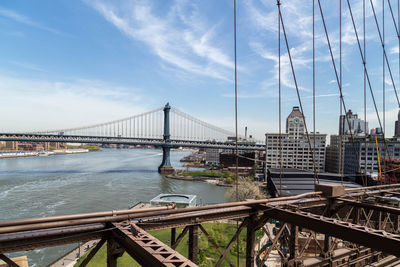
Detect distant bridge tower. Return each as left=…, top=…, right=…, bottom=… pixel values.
left=158, top=103, right=174, bottom=174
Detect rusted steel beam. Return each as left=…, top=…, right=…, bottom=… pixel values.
left=264, top=208, right=400, bottom=257
left=0, top=230, right=103, bottom=254
left=0, top=191, right=325, bottom=233
left=289, top=224, right=299, bottom=261
left=257, top=223, right=288, bottom=267
left=339, top=198, right=400, bottom=216
left=170, top=228, right=176, bottom=247
left=0, top=223, right=105, bottom=243
left=246, top=215, right=256, bottom=267
left=107, top=238, right=123, bottom=267
left=215, top=219, right=248, bottom=267
left=0, top=254, right=19, bottom=267
left=171, top=226, right=188, bottom=250
left=0, top=205, right=175, bottom=228
left=138, top=206, right=252, bottom=231
left=188, top=225, right=198, bottom=264
left=78, top=239, right=106, bottom=267
left=111, top=221, right=197, bottom=267
left=198, top=224, right=235, bottom=267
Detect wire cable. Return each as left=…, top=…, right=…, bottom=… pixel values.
left=233, top=0, right=240, bottom=265
left=277, top=1, right=320, bottom=184
left=317, top=0, right=364, bottom=185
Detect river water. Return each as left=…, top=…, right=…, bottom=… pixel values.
left=0, top=149, right=228, bottom=266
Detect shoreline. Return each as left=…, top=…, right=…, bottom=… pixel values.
left=165, top=174, right=232, bottom=187
left=0, top=149, right=90, bottom=159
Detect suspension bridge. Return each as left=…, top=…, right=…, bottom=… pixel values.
left=0, top=103, right=265, bottom=173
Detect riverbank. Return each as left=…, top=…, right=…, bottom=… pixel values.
left=0, top=149, right=90, bottom=158
left=166, top=172, right=233, bottom=187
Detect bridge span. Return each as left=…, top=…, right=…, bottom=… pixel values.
left=0, top=103, right=265, bottom=173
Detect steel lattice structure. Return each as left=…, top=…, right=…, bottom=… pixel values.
left=1, top=184, right=400, bottom=266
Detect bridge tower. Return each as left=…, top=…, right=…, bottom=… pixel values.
left=158, top=103, right=175, bottom=174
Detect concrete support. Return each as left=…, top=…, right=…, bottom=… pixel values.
left=188, top=225, right=198, bottom=264
left=158, top=103, right=174, bottom=174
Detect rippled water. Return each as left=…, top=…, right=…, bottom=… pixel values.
left=0, top=148, right=227, bottom=266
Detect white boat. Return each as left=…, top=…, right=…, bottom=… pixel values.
left=38, top=151, right=50, bottom=157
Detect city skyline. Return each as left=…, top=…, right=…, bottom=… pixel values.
left=1, top=0, right=400, bottom=139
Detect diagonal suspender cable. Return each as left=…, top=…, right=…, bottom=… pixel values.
left=383, top=0, right=386, bottom=139
left=369, top=0, right=400, bottom=108
left=277, top=1, right=319, bottom=184
left=317, top=0, right=364, bottom=184
left=347, top=0, right=393, bottom=163
left=364, top=0, right=367, bottom=178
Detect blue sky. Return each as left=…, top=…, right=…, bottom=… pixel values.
left=0, top=0, right=399, bottom=140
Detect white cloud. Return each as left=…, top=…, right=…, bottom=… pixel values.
left=86, top=0, right=235, bottom=81
left=0, top=7, right=63, bottom=35
left=0, top=75, right=149, bottom=132
left=390, top=46, right=399, bottom=54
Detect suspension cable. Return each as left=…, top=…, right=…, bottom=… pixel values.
left=277, top=1, right=319, bottom=184
left=317, top=0, right=363, bottom=185
left=347, top=0, right=393, bottom=162
left=369, top=0, right=400, bottom=108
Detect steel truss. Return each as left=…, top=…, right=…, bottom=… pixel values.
left=1, top=185, right=400, bottom=266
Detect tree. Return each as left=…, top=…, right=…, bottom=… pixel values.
left=225, top=178, right=267, bottom=202
left=249, top=164, right=258, bottom=178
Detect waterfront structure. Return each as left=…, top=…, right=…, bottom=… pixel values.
left=395, top=109, right=400, bottom=137
left=339, top=110, right=368, bottom=135
left=219, top=151, right=256, bottom=168
left=204, top=148, right=222, bottom=165
left=344, top=136, right=400, bottom=175
left=5, top=141, right=18, bottom=150
left=265, top=107, right=327, bottom=172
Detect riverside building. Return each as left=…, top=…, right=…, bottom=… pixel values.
left=343, top=136, right=400, bottom=175
left=265, top=107, right=326, bottom=172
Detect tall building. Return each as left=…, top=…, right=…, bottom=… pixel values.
left=395, top=109, right=400, bottom=137
left=265, top=107, right=326, bottom=172
left=339, top=110, right=368, bottom=135
left=344, top=136, right=400, bottom=175
left=326, top=111, right=368, bottom=174
left=325, top=135, right=351, bottom=174
left=204, top=148, right=222, bottom=165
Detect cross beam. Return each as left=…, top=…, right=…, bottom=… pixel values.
left=263, top=207, right=400, bottom=257
left=110, top=221, right=197, bottom=267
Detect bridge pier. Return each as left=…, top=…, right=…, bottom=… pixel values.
left=158, top=103, right=175, bottom=174
left=159, top=145, right=174, bottom=174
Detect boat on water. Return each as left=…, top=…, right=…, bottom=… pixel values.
left=38, top=151, right=50, bottom=156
